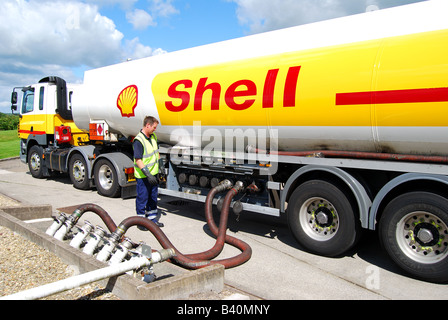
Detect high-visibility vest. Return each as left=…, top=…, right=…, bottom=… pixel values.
left=134, top=131, right=159, bottom=178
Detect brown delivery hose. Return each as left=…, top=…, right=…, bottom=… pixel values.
left=185, top=183, right=233, bottom=261
left=67, top=203, right=118, bottom=232
left=68, top=183, right=252, bottom=269
left=112, top=185, right=252, bottom=269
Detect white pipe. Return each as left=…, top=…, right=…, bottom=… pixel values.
left=109, top=238, right=133, bottom=265
left=96, top=241, right=117, bottom=262
left=109, top=246, right=128, bottom=265
left=45, top=214, right=67, bottom=236
left=1, top=251, right=173, bottom=300
left=70, top=221, right=94, bottom=249
left=1, top=257, right=149, bottom=300
left=53, top=223, right=69, bottom=241
left=82, top=226, right=106, bottom=256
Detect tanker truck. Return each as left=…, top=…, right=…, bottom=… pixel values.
left=10, top=0, right=448, bottom=283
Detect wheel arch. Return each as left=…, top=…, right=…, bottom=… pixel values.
left=23, top=135, right=47, bottom=163
left=370, top=173, right=448, bottom=231
left=25, top=139, right=39, bottom=162
left=281, top=165, right=372, bottom=229
left=67, top=145, right=96, bottom=179
left=93, top=152, right=134, bottom=187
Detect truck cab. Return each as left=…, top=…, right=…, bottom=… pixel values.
left=11, top=77, right=136, bottom=199
left=11, top=77, right=89, bottom=174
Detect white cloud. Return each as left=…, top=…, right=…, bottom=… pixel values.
left=85, top=0, right=138, bottom=10
left=124, top=37, right=166, bottom=60
left=126, top=9, right=156, bottom=30
left=124, top=0, right=179, bottom=31
left=0, top=0, right=162, bottom=113
left=125, top=0, right=179, bottom=31
left=0, top=0, right=124, bottom=68
left=229, top=0, right=423, bottom=34
left=150, top=0, right=179, bottom=18
left=0, top=63, right=79, bottom=113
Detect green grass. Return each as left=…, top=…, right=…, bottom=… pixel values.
left=0, top=130, right=20, bottom=159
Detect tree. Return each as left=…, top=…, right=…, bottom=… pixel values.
left=0, top=113, right=20, bottom=131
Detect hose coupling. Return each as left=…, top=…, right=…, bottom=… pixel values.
left=70, top=221, right=94, bottom=249
left=110, top=224, right=128, bottom=242
left=151, top=248, right=176, bottom=263
left=233, top=181, right=245, bottom=193
left=45, top=213, right=68, bottom=236
left=82, top=226, right=106, bottom=256
left=69, top=208, right=83, bottom=223
left=216, top=179, right=233, bottom=192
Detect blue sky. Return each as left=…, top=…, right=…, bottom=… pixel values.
left=98, top=1, right=242, bottom=53
left=0, top=0, right=423, bottom=114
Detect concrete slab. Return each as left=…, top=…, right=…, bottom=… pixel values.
left=0, top=206, right=224, bottom=300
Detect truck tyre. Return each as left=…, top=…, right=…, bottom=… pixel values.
left=69, top=153, right=91, bottom=190
left=94, top=159, right=121, bottom=198
left=287, top=179, right=361, bottom=257
left=28, top=145, right=44, bottom=179
left=379, top=192, right=448, bottom=283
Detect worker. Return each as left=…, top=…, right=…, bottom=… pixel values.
left=133, top=116, right=164, bottom=228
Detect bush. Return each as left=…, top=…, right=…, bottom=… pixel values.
left=0, top=113, right=20, bottom=131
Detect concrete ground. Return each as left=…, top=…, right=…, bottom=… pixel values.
left=1, top=158, right=447, bottom=300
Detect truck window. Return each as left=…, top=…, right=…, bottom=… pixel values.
left=39, top=87, right=45, bottom=111
left=22, top=91, right=35, bottom=114
left=68, top=91, right=73, bottom=111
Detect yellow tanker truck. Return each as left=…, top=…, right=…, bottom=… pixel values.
left=11, top=1, right=448, bottom=283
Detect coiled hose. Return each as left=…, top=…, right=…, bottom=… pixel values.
left=65, top=184, right=252, bottom=269
left=113, top=185, right=252, bottom=269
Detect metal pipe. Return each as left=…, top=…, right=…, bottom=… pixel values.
left=247, top=145, right=448, bottom=164
left=1, top=250, right=175, bottom=301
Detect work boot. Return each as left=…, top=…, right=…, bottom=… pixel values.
left=137, top=225, right=148, bottom=231
left=137, top=220, right=164, bottom=230
left=153, top=221, right=164, bottom=228
left=137, top=215, right=148, bottom=231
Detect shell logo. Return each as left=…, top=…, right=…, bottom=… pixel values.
left=117, top=85, right=138, bottom=118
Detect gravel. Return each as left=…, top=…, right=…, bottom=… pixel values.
left=0, top=193, right=120, bottom=300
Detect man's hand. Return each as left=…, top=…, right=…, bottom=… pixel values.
left=141, top=166, right=158, bottom=186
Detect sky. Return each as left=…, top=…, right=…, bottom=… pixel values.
left=0, top=0, right=424, bottom=114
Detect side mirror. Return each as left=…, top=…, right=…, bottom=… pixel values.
left=11, top=91, right=18, bottom=112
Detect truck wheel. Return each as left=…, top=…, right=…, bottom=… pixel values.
left=379, top=192, right=448, bottom=283
left=28, top=145, right=44, bottom=179
left=94, top=159, right=121, bottom=198
left=287, top=179, right=361, bottom=257
left=69, top=154, right=90, bottom=190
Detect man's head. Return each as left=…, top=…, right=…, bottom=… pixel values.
left=143, top=116, right=159, bottom=136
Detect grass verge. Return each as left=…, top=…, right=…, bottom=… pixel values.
left=0, top=130, right=20, bottom=160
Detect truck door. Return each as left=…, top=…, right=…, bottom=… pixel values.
left=19, top=85, right=49, bottom=144
left=19, top=87, right=36, bottom=138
